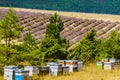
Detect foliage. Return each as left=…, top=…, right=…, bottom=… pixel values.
left=31, top=13, right=69, bottom=66
left=0, top=8, right=22, bottom=45
left=23, top=32, right=37, bottom=52
left=68, top=29, right=120, bottom=63
left=0, top=8, right=22, bottom=65
left=68, top=29, right=97, bottom=63
left=95, top=30, right=120, bottom=61
left=17, top=32, right=38, bottom=65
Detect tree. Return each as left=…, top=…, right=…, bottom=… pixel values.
left=12, top=32, right=39, bottom=66
left=22, top=32, right=38, bottom=62
left=96, top=30, right=120, bottom=61
left=68, top=29, right=97, bottom=63
left=23, top=32, right=37, bottom=52
left=31, top=13, right=68, bottom=66
left=0, top=8, right=22, bottom=65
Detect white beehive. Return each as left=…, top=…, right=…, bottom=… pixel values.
left=109, top=58, right=116, bottom=63
left=24, top=66, right=39, bottom=76
left=104, top=62, right=114, bottom=70
left=59, top=60, right=82, bottom=72
left=49, top=64, right=62, bottom=76
left=4, top=66, right=18, bottom=80
left=77, top=61, right=83, bottom=71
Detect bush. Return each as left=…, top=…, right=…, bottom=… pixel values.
left=96, top=30, right=120, bottom=61
left=68, top=29, right=97, bottom=63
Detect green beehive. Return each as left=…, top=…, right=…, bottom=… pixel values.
left=96, top=62, right=103, bottom=69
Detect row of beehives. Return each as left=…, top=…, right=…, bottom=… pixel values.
left=97, top=58, right=120, bottom=70
left=4, top=60, right=83, bottom=80
left=42, top=60, right=83, bottom=76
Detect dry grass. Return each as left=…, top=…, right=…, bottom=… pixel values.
left=40, top=64, right=120, bottom=80
left=1, top=63, right=120, bottom=80
left=1, top=7, right=120, bottom=22
left=0, top=76, right=3, bottom=80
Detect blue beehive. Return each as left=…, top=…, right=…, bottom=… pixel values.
left=14, top=70, right=29, bottom=80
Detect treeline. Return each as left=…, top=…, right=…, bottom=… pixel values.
left=0, top=9, right=120, bottom=71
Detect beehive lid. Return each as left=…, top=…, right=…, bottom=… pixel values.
left=24, top=66, right=38, bottom=68
left=4, top=66, right=18, bottom=69
left=62, top=66, right=69, bottom=68
left=46, top=62, right=58, bottom=65
left=96, top=62, right=103, bottom=64
left=15, top=69, right=29, bottom=73
left=65, top=60, right=81, bottom=62
left=50, top=64, right=62, bottom=66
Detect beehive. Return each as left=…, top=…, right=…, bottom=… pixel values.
left=102, top=58, right=109, bottom=62
left=104, top=62, right=114, bottom=70
left=59, top=60, right=82, bottom=72
left=62, top=66, right=69, bottom=75
left=109, top=58, right=116, bottom=63
left=14, top=70, right=29, bottom=80
left=49, top=64, right=62, bottom=76
left=96, top=62, right=103, bottom=69
left=4, top=66, right=18, bottom=80
left=39, top=66, right=49, bottom=75
left=24, top=66, right=39, bottom=76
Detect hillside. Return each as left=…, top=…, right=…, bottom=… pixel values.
left=0, top=0, right=120, bottom=15
left=0, top=7, right=120, bottom=46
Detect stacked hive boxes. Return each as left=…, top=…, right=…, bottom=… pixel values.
left=39, top=66, right=49, bottom=75
left=62, top=66, right=69, bottom=75
left=14, top=70, right=29, bottom=80
left=104, top=62, right=114, bottom=70
left=4, top=66, right=18, bottom=80
left=24, top=66, right=39, bottom=80
left=24, top=66, right=39, bottom=77
left=59, top=60, right=83, bottom=72
left=96, top=62, right=103, bottom=69
left=111, top=59, right=120, bottom=69
left=102, top=58, right=114, bottom=70
left=46, top=62, right=67, bottom=76
left=42, top=60, right=83, bottom=76
left=4, top=60, right=83, bottom=79
left=49, top=64, right=62, bottom=76
left=97, top=58, right=120, bottom=70
left=4, top=66, right=39, bottom=80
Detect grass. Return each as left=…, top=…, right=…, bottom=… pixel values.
left=0, top=75, right=3, bottom=80
left=1, top=63, right=120, bottom=80
left=41, top=63, right=120, bottom=80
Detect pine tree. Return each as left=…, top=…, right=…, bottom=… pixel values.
left=31, top=13, right=68, bottom=66
left=68, top=29, right=97, bottom=63
left=0, top=8, right=22, bottom=65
